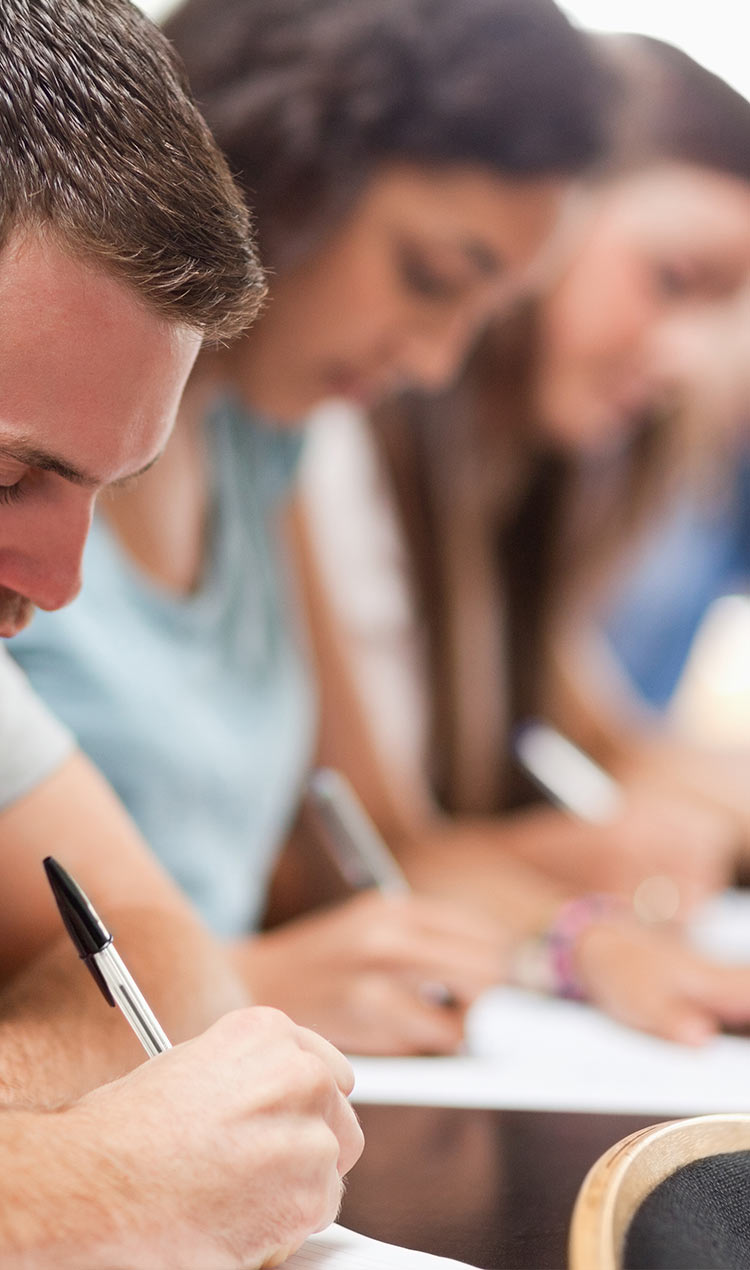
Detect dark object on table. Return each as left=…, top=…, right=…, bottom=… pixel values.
left=570, top=1114, right=750, bottom=1270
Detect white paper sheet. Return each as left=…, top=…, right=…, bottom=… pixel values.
left=351, top=891, right=750, bottom=1116
left=284, top=1223, right=478, bottom=1268
left=690, top=889, right=750, bottom=961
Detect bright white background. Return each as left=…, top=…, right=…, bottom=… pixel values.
left=558, top=0, right=750, bottom=99
left=138, top=0, right=750, bottom=101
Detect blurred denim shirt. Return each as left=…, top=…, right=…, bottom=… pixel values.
left=603, top=448, right=750, bottom=709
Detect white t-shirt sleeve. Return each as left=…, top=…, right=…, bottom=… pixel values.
left=0, top=647, right=74, bottom=810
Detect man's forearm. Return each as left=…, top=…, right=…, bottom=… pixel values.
left=0, top=1105, right=129, bottom=1267
left=0, top=905, right=248, bottom=1107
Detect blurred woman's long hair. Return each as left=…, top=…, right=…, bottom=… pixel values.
left=372, top=35, right=750, bottom=814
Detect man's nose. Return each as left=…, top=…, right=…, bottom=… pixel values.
left=33, top=561, right=84, bottom=611
left=24, top=498, right=94, bottom=612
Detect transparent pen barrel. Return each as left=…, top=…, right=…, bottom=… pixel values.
left=94, top=943, right=172, bottom=1057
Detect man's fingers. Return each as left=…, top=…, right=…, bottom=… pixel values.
left=328, top=1097, right=365, bottom=1177
left=295, top=1023, right=357, bottom=1095
left=292, top=1023, right=364, bottom=1173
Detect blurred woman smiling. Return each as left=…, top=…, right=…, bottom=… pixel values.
left=296, top=34, right=750, bottom=1044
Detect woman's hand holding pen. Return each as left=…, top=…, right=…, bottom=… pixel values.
left=505, top=793, right=739, bottom=920
left=573, top=915, right=750, bottom=1046
left=70, top=1008, right=363, bottom=1270
left=235, top=890, right=508, bottom=1055
left=594, top=787, right=739, bottom=917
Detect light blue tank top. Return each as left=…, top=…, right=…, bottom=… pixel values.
left=9, top=397, right=316, bottom=936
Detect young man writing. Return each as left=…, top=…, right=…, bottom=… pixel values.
left=0, top=1, right=363, bottom=1264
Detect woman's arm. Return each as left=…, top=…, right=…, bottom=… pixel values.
left=292, top=489, right=750, bottom=1047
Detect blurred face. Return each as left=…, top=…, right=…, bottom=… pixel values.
left=232, top=162, right=566, bottom=420
left=0, top=234, right=200, bottom=636
left=533, top=164, right=750, bottom=450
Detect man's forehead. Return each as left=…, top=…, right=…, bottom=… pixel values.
left=0, top=237, right=199, bottom=493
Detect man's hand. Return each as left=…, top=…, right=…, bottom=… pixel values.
left=31, top=1008, right=365, bottom=1270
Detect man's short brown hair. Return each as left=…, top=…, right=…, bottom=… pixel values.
left=0, top=0, right=265, bottom=342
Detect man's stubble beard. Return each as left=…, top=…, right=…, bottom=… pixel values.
left=0, top=588, right=34, bottom=637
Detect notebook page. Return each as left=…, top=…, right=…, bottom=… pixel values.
left=284, top=1223, right=479, bottom=1268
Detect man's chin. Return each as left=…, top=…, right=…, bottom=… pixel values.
left=0, top=593, right=34, bottom=638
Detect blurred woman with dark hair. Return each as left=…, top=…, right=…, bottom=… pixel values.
left=297, top=34, right=750, bottom=1043
left=9, top=0, right=612, bottom=1054
left=360, top=34, right=750, bottom=820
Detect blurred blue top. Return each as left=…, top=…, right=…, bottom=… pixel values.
left=9, top=396, right=315, bottom=936
left=603, top=448, right=750, bottom=708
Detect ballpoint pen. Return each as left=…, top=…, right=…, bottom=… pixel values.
left=513, top=720, right=624, bottom=824
left=305, top=769, right=462, bottom=1007
left=305, top=767, right=410, bottom=895
left=43, top=855, right=171, bottom=1058
left=513, top=721, right=679, bottom=923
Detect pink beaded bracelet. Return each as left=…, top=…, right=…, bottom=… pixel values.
left=510, top=893, right=627, bottom=1001
left=545, top=893, right=626, bottom=999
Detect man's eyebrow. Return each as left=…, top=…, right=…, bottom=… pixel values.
left=0, top=437, right=164, bottom=489
left=109, top=451, right=164, bottom=489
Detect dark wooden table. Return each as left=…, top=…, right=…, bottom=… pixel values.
left=339, top=1103, right=661, bottom=1268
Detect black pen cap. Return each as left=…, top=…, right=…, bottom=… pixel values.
left=43, top=856, right=112, bottom=957
left=43, top=857, right=116, bottom=1007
